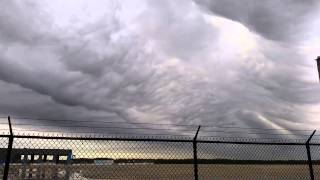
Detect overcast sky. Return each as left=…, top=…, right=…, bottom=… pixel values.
left=0, top=0, right=320, bottom=137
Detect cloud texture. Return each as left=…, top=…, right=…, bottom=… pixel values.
left=0, top=0, right=320, bottom=138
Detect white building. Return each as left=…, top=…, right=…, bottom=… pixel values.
left=94, top=159, right=114, bottom=165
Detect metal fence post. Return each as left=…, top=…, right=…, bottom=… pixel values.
left=3, top=116, right=13, bottom=180
left=193, top=126, right=201, bottom=180
left=306, top=130, right=316, bottom=180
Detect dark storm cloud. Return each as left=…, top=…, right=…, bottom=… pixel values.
left=0, top=0, right=149, bottom=124
left=0, top=0, right=58, bottom=45
left=195, top=0, right=320, bottom=42
left=0, top=0, right=218, bottom=135
left=0, top=0, right=319, bottom=139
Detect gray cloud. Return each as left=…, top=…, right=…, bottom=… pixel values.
left=195, top=0, right=320, bottom=42
left=0, top=0, right=58, bottom=45
left=0, top=0, right=319, bottom=140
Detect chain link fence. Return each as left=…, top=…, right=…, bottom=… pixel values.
left=0, top=117, right=319, bottom=179
left=1, top=135, right=319, bottom=179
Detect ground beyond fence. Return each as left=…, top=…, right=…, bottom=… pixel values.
left=1, top=117, right=320, bottom=179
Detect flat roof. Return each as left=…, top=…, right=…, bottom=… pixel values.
left=0, top=148, right=72, bottom=155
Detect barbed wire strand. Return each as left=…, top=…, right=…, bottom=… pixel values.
left=10, top=117, right=316, bottom=132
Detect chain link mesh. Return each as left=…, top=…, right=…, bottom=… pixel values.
left=310, top=144, right=320, bottom=179
left=0, top=134, right=319, bottom=179
left=198, top=142, right=309, bottom=179
left=7, top=136, right=193, bottom=179
left=0, top=137, right=8, bottom=179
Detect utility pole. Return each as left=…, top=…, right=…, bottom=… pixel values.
left=316, top=56, right=320, bottom=82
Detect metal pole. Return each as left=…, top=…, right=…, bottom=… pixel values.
left=315, top=56, right=320, bottom=82
left=306, top=130, right=316, bottom=180
left=193, top=126, right=201, bottom=180
left=3, top=116, right=13, bottom=180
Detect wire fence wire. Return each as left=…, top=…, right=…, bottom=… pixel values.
left=0, top=117, right=320, bottom=179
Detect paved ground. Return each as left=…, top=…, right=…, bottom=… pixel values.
left=3, top=164, right=316, bottom=179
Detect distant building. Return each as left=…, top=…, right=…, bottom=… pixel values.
left=116, top=159, right=154, bottom=165
left=0, top=148, right=73, bottom=179
left=0, top=148, right=72, bottom=164
left=94, top=158, right=114, bottom=165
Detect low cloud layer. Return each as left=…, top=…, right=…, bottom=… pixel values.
left=0, top=0, right=320, bottom=138
left=195, top=0, right=320, bottom=42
